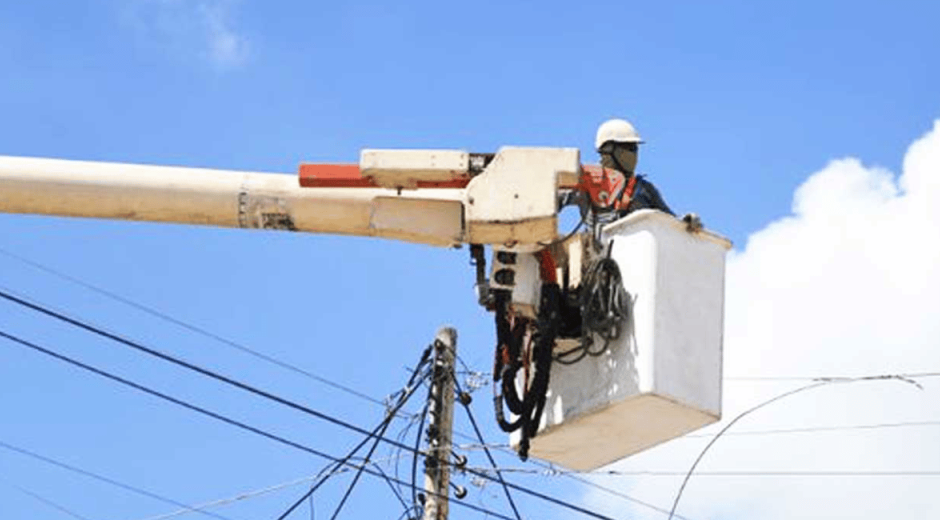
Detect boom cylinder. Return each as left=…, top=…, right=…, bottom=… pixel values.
left=0, top=156, right=464, bottom=246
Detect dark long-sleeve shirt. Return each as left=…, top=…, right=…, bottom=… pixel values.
left=623, top=175, right=674, bottom=216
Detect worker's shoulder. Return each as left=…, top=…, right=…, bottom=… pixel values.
left=634, top=174, right=660, bottom=188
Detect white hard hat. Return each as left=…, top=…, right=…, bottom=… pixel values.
left=595, top=118, right=644, bottom=150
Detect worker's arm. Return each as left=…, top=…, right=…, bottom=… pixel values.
left=634, top=177, right=703, bottom=232
left=633, top=177, right=675, bottom=216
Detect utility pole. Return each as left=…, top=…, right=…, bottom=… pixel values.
left=422, top=326, right=456, bottom=520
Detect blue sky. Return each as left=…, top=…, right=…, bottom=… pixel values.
left=1, top=1, right=939, bottom=519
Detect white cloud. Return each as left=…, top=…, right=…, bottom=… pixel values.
left=197, top=1, right=250, bottom=69
left=581, top=121, right=940, bottom=519
left=125, top=0, right=250, bottom=70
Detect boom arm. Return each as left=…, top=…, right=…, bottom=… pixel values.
left=0, top=147, right=585, bottom=247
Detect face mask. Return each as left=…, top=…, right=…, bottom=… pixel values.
left=614, top=147, right=638, bottom=173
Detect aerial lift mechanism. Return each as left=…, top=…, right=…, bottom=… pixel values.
left=0, top=147, right=730, bottom=470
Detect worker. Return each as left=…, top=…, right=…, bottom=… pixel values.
left=595, top=118, right=702, bottom=231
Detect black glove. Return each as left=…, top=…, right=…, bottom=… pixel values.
left=682, top=212, right=703, bottom=232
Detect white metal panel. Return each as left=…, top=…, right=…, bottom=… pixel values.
left=464, top=147, right=580, bottom=245
left=359, top=149, right=469, bottom=189
left=370, top=197, right=463, bottom=245
left=513, top=210, right=731, bottom=470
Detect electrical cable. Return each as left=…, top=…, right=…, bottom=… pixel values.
left=410, top=400, right=429, bottom=511
left=450, top=445, right=697, bottom=520
left=466, top=467, right=940, bottom=477
left=134, top=475, right=318, bottom=520
left=668, top=373, right=927, bottom=520
left=133, top=460, right=410, bottom=520
left=725, top=372, right=940, bottom=381
left=684, top=420, right=940, bottom=438
left=323, top=363, right=432, bottom=520
left=1, top=477, right=94, bottom=520
left=0, top=439, right=239, bottom=520
left=0, top=290, right=620, bottom=520
left=390, top=402, right=425, bottom=502
left=451, top=373, right=522, bottom=520
left=537, top=208, right=587, bottom=248
left=13, top=232, right=932, bottom=517
left=538, top=470, right=696, bottom=520
left=395, top=505, right=422, bottom=520
left=275, top=348, right=432, bottom=520
left=554, top=249, right=629, bottom=366
left=366, top=460, right=411, bottom=515
left=0, top=247, right=394, bottom=412
left=0, top=329, right=518, bottom=520
left=0, top=287, right=415, bottom=454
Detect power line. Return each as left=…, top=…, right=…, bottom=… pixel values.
left=451, top=373, right=522, bottom=520
left=450, top=366, right=685, bottom=520
left=134, top=457, right=413, bottom=520
left=468, top=467, right=940, bottom=477
left=451, top=372, right=940, bottom=383
left=0, top=439, right=241, bottom=520
left=410, top=401, right=429, bottom=511
left=453, top=444, right=697, bottom=519
left=1, top=477, right=94, bottom=520
left=0, top=247, right=392, bottom=410
left=0, top=247, right=636, bottom=508
left=0, top=248, right=490, bottom=461
left=326, top=361, right=431, bottom=520
left=458, top=418, right=940, bottom=445
left=544, top=471, right=696, bottom=520
left=452, top=440, right=697, bottom=519
left=0, top=289, right=620, bottom=520
left=0, top=328, right=518, bottom=520
left=134, top=475, right=319, bottom=520
left=685, top=420, right=940, bottom=438
left=276, top=348, right=433, bottom=520
left=0, top=287, right=409, bottom=450
left=668, top=374, right=927, bottom=520
left=725, top=373, right=940, bottom=381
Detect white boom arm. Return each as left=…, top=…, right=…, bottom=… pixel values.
left=0, top=148, right=581, bottom=247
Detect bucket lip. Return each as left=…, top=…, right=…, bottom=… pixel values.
left=602, top=209, right=733, bottom=250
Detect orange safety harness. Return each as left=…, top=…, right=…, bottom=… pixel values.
left=578, top=166, right=639, bottom=212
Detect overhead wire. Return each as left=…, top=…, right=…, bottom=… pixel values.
left=387, top=397, right=426, bottom=503
left=323, top=352, right=432, bottom=520
left=447, top=359, right=690, bottom=520
left=684, top=420, right=940, bottom=438
left=724, top=372, right=940, bottom=381
left=0, top=248, right=398, bottom=412
left=668, top=373, right=929, bottom=520
left=410, top=400, right=429, bottom=512
left=0, top=328, right=518, bottom=520
left=455, top=418, right=940, bottom=445
left=541, top=470, right=696, bottom=520
left=1, top=477, right=95, bottom=520
left=0, top=287, right=416, bottom=452
left=0, top=290, right=620, bottom=520
left=466, top=467, right=940, bottom=477
left=365, top=460, right=412, bottom=516
left=0, top=439, right=240, bottom=520
left=439, top=371, right=940, bottom=384
left=432, top=358, right=688, bottom=520
left=450, top=371, right=522, bottom=520
left=453, top=355, right=692, bottom=520
left=2, top=248, right=578, bottom=515
left=274, top=366, right=430, bottom=520
left=12, top=250, right=932, bottom=518
left=132, top=458, right=411, bottom=520
left=271, top=345, right=431, bottom=520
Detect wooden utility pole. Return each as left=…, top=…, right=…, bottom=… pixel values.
left=422, top=327, right=457, bottom=520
